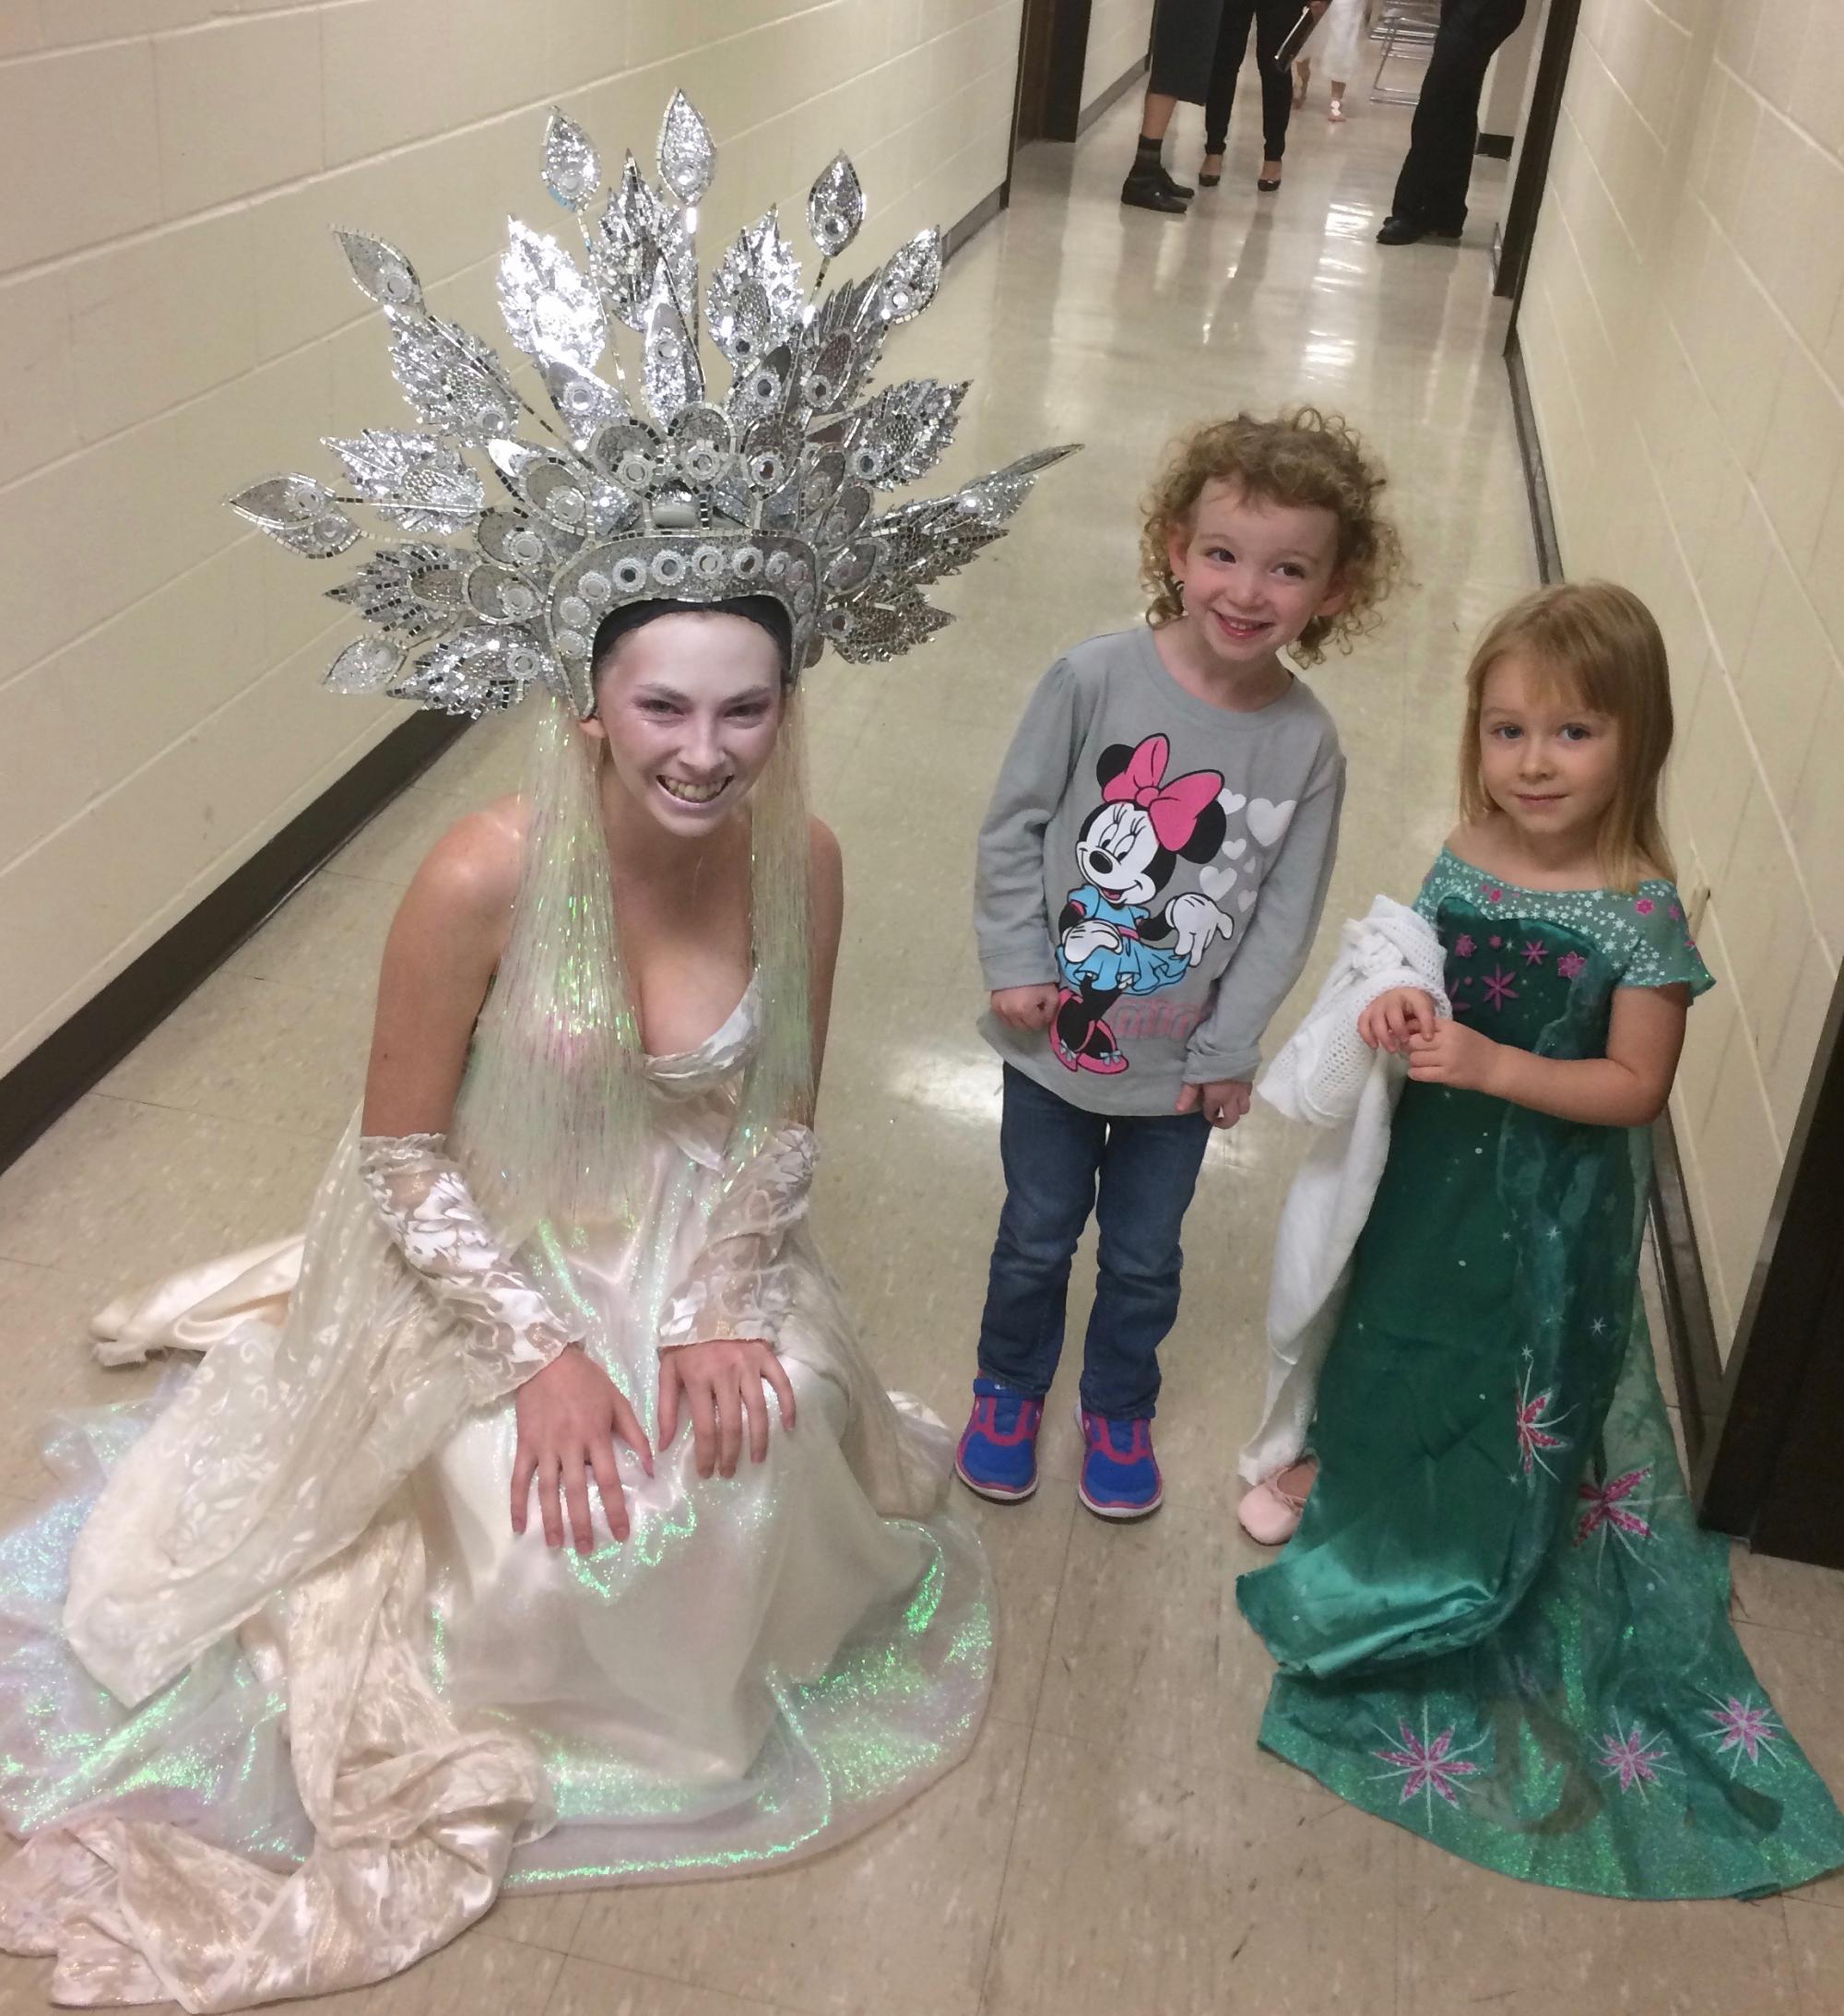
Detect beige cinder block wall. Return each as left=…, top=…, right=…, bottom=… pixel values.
left=1081, top=0, right=1154, bottom=113
left=0, top=0, right=1024, bottom=1081
left=1516, top=0, right=1844, bottom=1351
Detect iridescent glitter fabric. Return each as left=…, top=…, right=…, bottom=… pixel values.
left=0, top=973, right=991, bottom=2005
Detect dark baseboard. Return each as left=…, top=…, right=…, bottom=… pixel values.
left=1503, top=331, right=1563, bottom=584
left=1649, top=1104, right=1728, bottom=1476
left=1076, top=54, right=1149, bottom=138
left=0, top=709, right=466, bottom=1176
left=1503, top=326, right=1729, bottom=1488
left=944, top=179, right=1009, bottom=264
left=1476, top=132, right=1514, bottom=159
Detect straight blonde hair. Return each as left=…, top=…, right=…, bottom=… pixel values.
left=1458, top=581, right=1676, bottom=893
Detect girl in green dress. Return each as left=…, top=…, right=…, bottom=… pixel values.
left=1237, top=581, right=1844, bottom=1898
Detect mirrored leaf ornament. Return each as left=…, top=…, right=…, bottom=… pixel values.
left=229, top=474, right=361, bottom=558
left=807, top=153, right=865, bottom=259
left=231, top=94, right=1075, bottom=717
left=542, top=109, right=600, bottom=212
left=325, top=636, right=405, bottom=693
left=387, top=313, right=523, bottom=444
left=325, top=430, right=485, bottom=535
left=656, top=90, right=715, bottom=204
left=498, top=220, right=606, bottom=373
left=335, top=230, right=422, bottom=311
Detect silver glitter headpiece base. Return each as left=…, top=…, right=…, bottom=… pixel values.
left=230, top=93, right=1075, bottom=717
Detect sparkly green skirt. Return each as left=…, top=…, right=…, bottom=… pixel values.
left=1238, top=1076, right=1844, bottom=1898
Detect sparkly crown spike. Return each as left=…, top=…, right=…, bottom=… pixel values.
left=229, top=94, right=1077, bottom=717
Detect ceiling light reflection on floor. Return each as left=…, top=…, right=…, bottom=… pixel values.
left=884, top=1047, right=1005, bottom=1128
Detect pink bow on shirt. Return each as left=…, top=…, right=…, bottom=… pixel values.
left=1101, top=735, right=1223, bottom=851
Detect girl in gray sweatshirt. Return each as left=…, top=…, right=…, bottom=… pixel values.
left=955, top=409, right=1402, bottom=1522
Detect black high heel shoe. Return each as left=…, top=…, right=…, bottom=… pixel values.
left=1199, top=153, right=1224, bottom=187
left=1257, top=160, right=1283, bottom=193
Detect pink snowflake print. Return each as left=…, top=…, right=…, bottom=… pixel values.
left=1372, top=1713, right=1486, bottom=1819
left=1576, top=1466, right=1654, bottom=1547
left=1488, top=934, right=1502, bottom=948
left=1556, top=951, right=1588, bottom=981
left=1635, top=897, right=1656, bottom=916
left=1515, top=1364, right=1570, bottom=1481
left=1482, top=966, right=1519, bottom=1011
left=1702, top=1695, right=1785, bottom=1774
left=1483, top=884, right=1504, bottom=905
left=1669, top=905, right=1682, bottom=921
left=1454, top=934, right=1476, bottom=958
left=1520, top=938, right=1549, bottom=966
left=1597, top=1721, right=1677, bottom=1795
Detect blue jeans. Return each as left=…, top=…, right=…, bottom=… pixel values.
left=976, top=1066, right=1212, bottom=1419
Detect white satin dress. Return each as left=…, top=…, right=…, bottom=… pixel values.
left=0, top=986, right=990, bottom=2010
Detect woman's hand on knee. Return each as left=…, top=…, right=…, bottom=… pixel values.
left=512, top=1346, right=654, bottom=1554
left=658, top=1339, right=797, bottom=1478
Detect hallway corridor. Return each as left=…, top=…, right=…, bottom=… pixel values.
left=1, top=74, right=1840, bottom=2016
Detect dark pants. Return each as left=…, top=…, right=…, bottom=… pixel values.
left=1390, top=0, right=1527, bottom=228
left=1205, top=1, right=1298, bottom=160
left=975, top=1066, right=1212, bottom=1420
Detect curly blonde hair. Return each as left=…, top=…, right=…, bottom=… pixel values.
left=1139, top=409, right=1403, bottom=666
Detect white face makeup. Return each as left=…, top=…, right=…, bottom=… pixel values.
left=1165, top=480, right=1346, bottom=675
left=585, top=611, right=786, bottom=836
left=1476, top=650, right=1623, bottom=858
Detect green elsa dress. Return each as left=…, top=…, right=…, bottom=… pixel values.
left=1237, top=848, right=1844, bottom=1898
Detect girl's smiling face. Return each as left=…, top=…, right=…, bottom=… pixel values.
left=1165, top=480, right=1347, bottom=672
left=584, top=611, right=786, bottom=836
left=1476, top=650, right=1623, bottom=854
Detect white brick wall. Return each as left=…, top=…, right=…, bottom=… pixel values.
left=1519, top=0, right=1844, bottom=1349
left=0, top=0, right=1025, bottom=1076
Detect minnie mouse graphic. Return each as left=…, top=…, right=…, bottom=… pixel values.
left=1052, top=734, right=1236, bottom=1073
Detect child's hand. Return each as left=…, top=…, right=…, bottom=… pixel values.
left=1358, top=987, right=1437, bottom=1054
left=991, top=984, right=1060, bottom=1032
left=1406, top=1019, right=1502, bottom=1094
left=1176, top=1079, right=1252, bottom=1129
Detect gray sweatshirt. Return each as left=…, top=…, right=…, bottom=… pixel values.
left=975, top=625, right=1344, bottom=1115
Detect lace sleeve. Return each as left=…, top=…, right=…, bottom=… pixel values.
left=657, top=1127, right=817, bottom=1351
left=358, top=1133, right=584, bottom=1393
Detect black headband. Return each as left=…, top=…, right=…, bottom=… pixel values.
left=588, top=597, right=795, bottom=685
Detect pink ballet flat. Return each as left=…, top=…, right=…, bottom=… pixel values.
left=1237, top=1460, right=1318, bottom=1546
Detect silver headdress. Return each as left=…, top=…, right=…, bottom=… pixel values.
left=230, top=93, right=1075, bottom=717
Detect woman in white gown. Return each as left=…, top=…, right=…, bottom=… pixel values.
left=0, top=95, right=1070, bottom=2011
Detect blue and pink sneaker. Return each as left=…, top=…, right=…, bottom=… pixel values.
left=1076, top=1405, right=1163, bottom=1519
left=955, top=1379, right=1045, bottom=1501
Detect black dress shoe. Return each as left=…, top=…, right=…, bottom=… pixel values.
left=1377, top=211, right=1463, bottom=244
left=1157, top=164, right=1196, bottom=200
left=1121, top=168, right=1189, bottom=214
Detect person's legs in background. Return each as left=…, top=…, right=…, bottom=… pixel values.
left=1127, top=0, right=1225, bottom=211
left=1200, top=3, right=1257, bottom=185
left=1379, top=0, right=1526, bottom=242
left=1252, top=0, right=1297, bottom=188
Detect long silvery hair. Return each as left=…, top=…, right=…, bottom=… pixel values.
left=450, top=612, right=812, bottom=1240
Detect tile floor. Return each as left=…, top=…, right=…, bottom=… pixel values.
left=4, top=69, right=1843, bottom=2016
